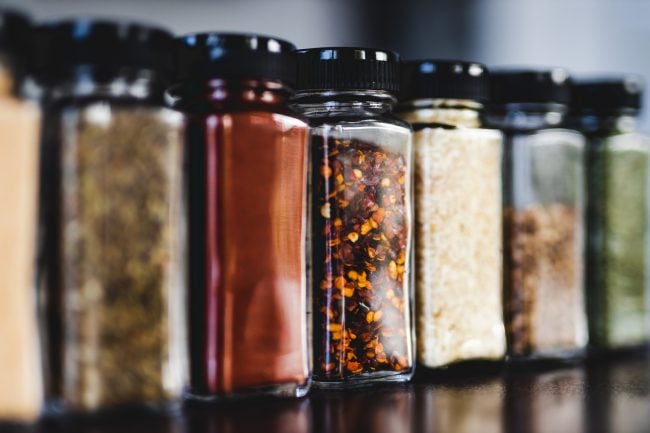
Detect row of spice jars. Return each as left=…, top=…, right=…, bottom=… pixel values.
left=1, top=9, right=649, bottom=423
left=402, top=64, right=650, bottom=365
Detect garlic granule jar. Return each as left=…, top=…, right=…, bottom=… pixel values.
left=398, top=61, right=506, bottom=368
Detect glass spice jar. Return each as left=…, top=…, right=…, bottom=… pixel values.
left=36, top=20, right=187, bottom=412
left=571, top=76, right=650, bottom=350
left=397, top=60, right=506, bottom=368
left=292, top=48, right=415, bottom=387
left=0, top=9, right=44, bottom=423
left=486, top=69, right=588, bottom=360
left=171, top=33, right=310, bottom=399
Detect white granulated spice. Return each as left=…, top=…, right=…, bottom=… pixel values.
left=413, top=126, right=506, bottom=367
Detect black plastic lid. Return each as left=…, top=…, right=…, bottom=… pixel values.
left=571, top=75, right=643, bottom=114
left=294, top=47, right=400, bottom=94
left=400, top=60, right=490, bottom=103
left=35, top=19, right=174, bottom=85
left=0, top=9, right=32, bottom=77
left=490, top=68, right=572, bottom=105
left=174, top=33, right=296, bottom=87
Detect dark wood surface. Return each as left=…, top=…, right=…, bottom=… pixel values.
left=9, top=348, right=650, bottom=433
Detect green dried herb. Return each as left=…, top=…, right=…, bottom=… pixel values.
left=587, top=134, right=650, bottom=348
left=59, top=104, right=185, bottom=410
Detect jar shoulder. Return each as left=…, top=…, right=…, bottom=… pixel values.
left=591, top=131, right=650, bottom=153
left=186, top=107, right=308, bottom=127
left=505, top=128, right=586, bottom=148
left=307, top=113, right=411, bottom=132
left=45, top=100, right=183, bottom=127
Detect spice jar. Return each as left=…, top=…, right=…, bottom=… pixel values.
left=292, top=48, right=414, bottom=386
left=37, top=20, right=187, bottom=412
left=397, top=60, right=506, bottom=368
left=486, top=69, right=588, bottom=359
left=571, top=76, right=650, bottom=350
left=171, top=33, right=310, bottom=398
left=0, top=10, right=43, bottom=423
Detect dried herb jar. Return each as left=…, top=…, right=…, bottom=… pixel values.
left=292, top=48, right=415, bottom=387
left=397, top=60, right=506, bottom=368
left=486, top=69, right=588, bottom=360
left=571, top=77, right=650, bottom=350
left=171, top=34, right=310, bottom=399
left=0, top=10, right=44, bottom=423
left=36, top=20, right=187, bottom=412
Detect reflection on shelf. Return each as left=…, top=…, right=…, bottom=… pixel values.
left=312, top=385, right=414, bottom=433
left=7, top=349, right=649, bottom=433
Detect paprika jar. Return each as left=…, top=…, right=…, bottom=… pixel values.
left=292, top=48, right=415, bottom=387
left=486, top=69, right=588, bottom=360
left=571, top=76, right=650, bottom=350
left=0, top=9, right=43, bottom=423
left=171, top=33, right=310, bottom=398
left=397, top=60, right=506, bottom=368
left=37, top=19, right=187, bottom=412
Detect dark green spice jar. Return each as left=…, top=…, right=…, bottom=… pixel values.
left=572, top=76, right=650, bottom=350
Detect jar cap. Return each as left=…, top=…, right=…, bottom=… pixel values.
left=35, top=19, right=174, bottom=84
left=0, top=9, right=32, bottom=75
left=294, top=47, right=400, bottom=94
left=490, top=68, right=572, bottom=105
left=400, top=60, right=490, bottom=103
left=174, top=33, right=296, bottom=87
left=571, top=75, right=643, bottom=114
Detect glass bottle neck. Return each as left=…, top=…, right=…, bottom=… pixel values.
left=571, top=111, right=639, bottom=135
left=46, top=68, right=167, bottom=105
left=290, top=90, right=395, bottom=118
left=485, top=102, right=568, bottom=131
left=170, top=78, right=292, bottom=112
left=397, top=98, right=483, bottom=128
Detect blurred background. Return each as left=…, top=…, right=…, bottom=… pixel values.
left=5, top=0, right=650, bottom=128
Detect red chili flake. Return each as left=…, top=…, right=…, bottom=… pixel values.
left=312, top=136, right=412, bottom=381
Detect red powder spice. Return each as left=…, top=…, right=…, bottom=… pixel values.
left=187, top=110, right=310, bottom=396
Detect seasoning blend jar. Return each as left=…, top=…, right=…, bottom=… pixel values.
left=37, top=20, right=187, bottom=412
left=292, top=48, right=414, bottom=386
left=397, top=60, right=506, bottom=368
left=486, top=69, right=588, bottom=359
left=0, top=10, right=43, bottom=423
left=171, top=34, right=310, bottom=398
left=572, top=77, right=650, bottom=350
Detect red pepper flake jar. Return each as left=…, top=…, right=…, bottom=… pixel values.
left=172, top=34, right=311, bottom=398
left=292, top=48, right=415, bottom=387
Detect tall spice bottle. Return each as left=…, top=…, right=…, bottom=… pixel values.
left=0, top=9, right=43, bottom=423
left=292, top=48, right=415, bottom=387
left=171, top=33, right=310, bottom=398
left=397, top=60, right=506, bottom=368
left=486, top=69, right=588, bottom=359
left=37, top=20, right=187, bottom=412
left=571, top=77, right=650, bottom=350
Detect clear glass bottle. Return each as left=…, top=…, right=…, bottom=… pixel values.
left=571, top=76, right=650, bottom=350
left=37, top=20, right=187, bottom=412
left=171, top=33, right=310, bottom=399
left=486, top=69, right=587, bottom=359
left=397, top=60, right=506, bottom=368
left=292, top=48, right=414, bottom=387
left=0, top=9, right=43, bottom=423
